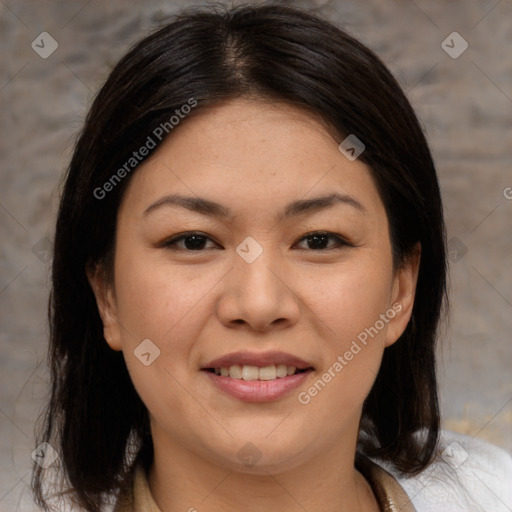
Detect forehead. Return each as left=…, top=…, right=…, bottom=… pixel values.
left=118, top=98, right=385, bottom=224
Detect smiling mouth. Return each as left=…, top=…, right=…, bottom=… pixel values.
left=202, top=364, right=313, bottom=381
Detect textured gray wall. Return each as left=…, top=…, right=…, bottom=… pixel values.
left=1, top=1, right=511, bottom=510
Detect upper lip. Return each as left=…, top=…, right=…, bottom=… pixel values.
left=202, top=350, right=314, bottom=370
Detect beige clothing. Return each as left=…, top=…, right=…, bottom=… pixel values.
left=111, top=430, right=512, bottom=511
left=113, top=455, right=415, bottom=512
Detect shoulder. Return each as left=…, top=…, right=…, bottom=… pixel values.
left=370, top=430, right=512, bottom=512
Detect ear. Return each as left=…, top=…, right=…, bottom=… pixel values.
left=86, top=261, right=123, bottom=351
left=385, top=243, right=421, bottom=347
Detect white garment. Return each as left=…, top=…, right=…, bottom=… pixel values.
left=371, top=430, right=512, bottom=512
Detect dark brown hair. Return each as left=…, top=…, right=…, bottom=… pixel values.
left=32, top=3, right=448, bottom=511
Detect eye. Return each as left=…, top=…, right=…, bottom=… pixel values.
left=161, top=230, right=351, bottom=252
left=161, top=232, right=219, bottom=251
left=293, top=231, right=351, bottom=251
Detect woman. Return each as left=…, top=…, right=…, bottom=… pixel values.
left=31, top=3, right=512, bottom=512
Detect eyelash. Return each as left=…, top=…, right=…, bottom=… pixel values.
left=161, top=231, right=352, bottom=252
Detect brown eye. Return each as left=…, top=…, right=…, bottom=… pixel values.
left=162, top=232, right=219, bottom=251
left=294, top=231, right=350, bottom=251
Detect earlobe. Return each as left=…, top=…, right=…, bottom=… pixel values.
left=85, top=262, right=123, bottom=352
left=385, top=243, right=421, bottom=347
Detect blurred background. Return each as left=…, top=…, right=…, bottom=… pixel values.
left=1, top=0, right=511, bottom=510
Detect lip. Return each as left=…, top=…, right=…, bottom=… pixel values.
left=200, top=350, right=315, bottom=403
left=202, top=350, right=313, bottom=371
left=202, top=369, right=314, bottom=402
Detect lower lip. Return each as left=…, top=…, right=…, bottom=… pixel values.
left=202, top=369, right=313, bottom=402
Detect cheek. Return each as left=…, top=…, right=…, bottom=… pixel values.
left=111, top=252, right=217, bottom=427
left=309, top=257, right=393, bottom=342
left=113, top=249, right=217, bottom=346
left=298, top=257, right=393, bottom=415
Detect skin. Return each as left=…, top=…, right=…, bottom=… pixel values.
left=88, top=98, right=420, bottom=512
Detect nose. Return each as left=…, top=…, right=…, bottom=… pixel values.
left=216, top=249, right=301, bottom=333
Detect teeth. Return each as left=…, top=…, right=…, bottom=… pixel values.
left=214, top=364, right=303, bottom=380
left=287, top=366, right=296, bottom=376
left=276, top=364, right=288, bottom=378
left=242, top=365, right=259, bottom=381
left=229, top=364, right=243, bottom=379
left=259, top=365, right=276, bottom=380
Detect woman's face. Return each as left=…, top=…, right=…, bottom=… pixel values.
left=89, top=98, right=419, bottom=474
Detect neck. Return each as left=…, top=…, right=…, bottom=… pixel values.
left=147, top=425, right=379, bottom=512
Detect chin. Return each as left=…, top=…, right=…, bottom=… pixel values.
left=205, top=435, right=312, bottom=475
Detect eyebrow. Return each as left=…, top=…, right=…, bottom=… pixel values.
left=143, top=192, right=367, bottom=220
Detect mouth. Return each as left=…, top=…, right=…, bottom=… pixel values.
left=202, top=364, right=312, bottom=381
left=200, top=351, right=315, bottom=402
